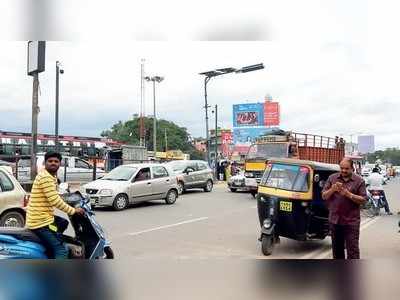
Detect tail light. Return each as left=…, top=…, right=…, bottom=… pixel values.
left=23, top=195, right=30, bottom=207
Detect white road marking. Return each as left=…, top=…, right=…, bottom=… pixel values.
left=127, top=217, right=209, bottom=236
left=305, top=217, right=381, bottom=259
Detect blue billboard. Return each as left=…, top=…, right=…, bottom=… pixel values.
left=233, top=127, right=278, bottom=144
left=232, top=103, right=264, bottom=127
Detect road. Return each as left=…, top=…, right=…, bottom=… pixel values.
left=92, top=177, right=400, bottom=260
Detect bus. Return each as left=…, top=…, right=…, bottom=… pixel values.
left=0, top=130, right=124, bottom=159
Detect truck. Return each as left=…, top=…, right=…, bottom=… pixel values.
left=104, top=145, right=148, bottom=171
left=244, top=130, right=345, bottom=196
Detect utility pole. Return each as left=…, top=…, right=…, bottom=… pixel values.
left=27, top=41, right=46, bottom=181
left=152, top=80, right=156, bottom=152
left=164, top=128, right=168, bottom=152
left=140, top=59, right=145, bottom=147
left=214, top=104, right=218, bottom=179
left=55, top=61, right=64, bottom=152
left=204, top=77, right=211, bottom=166
left=145, top=75, right=164, bottom=153
left=31, top=73, right=39, bottom=180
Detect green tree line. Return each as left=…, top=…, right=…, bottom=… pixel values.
left=366, top=148, right=400, bottom=165
left=101, top=117, right=205, bottom=160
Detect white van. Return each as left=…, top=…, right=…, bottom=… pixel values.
left=18, top=154, right=105, bottom=183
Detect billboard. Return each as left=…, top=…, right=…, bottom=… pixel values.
left=358, top=135, right=375, bottom=154
left=264, top=101, right=280, bottom=126
left=233, top=103, right=264, bottom=127
left=233, top=127, right=278, bottom=145
left=221, top=132, right=233, bottom=157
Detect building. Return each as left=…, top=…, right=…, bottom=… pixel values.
left=358, top=135, right=375, bottom=154
left=193, top=138, right=207, bottom=153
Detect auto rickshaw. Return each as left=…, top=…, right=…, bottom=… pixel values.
left=256, top=158, right=340, bottom=256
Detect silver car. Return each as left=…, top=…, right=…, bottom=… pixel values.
left=83, top=163, right=179, bottom=210
left=166, top=160, right=214, bottom=194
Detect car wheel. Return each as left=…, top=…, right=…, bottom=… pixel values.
left=165, top=190, right=178, bottom=205
left=177, top=181, right=185, bottom=194
left=0, top=211, right=25, bottom=227
left=204, top=180, right=213, bottom=192
left=230, top=188, right=237, bottom=192
left=112, top=194, right=129, bottom=211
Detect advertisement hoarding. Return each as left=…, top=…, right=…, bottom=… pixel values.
left=233, top=127, right=278, bottom=145
left=264, top=101, right=280, bottom=126
left=232, top=103, right=264, bottom=127
left=221, top=132, right=233, bottom=157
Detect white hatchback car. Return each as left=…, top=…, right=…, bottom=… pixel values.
left=83, top=163, right=179, bottom=210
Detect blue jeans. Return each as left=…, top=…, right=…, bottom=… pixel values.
left=32, top=217, right=69, bottom=259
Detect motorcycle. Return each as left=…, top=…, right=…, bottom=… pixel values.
left=367, top=189, right=385, bottom=216
left=0, top=183, right=114, bottom=259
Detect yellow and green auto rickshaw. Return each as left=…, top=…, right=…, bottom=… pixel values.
left=256, top=158, right=340, bottom=256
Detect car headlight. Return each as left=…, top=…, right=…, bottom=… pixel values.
left=244, top=172, right=254, bottom=178
left=99, top=189, right=113, bottom=196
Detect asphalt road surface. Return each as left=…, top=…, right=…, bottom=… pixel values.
left=92, top=177, right=400, bottom=260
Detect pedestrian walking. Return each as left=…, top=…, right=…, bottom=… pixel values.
left=322, top=158, right=367, bottom=259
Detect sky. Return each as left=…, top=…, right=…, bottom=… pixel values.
left=0, top=0, right=399, bottom=150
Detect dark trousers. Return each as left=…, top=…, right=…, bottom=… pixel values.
left=330, top=223, right=360, bottom=259
left=32, top=216, right=69, bottom=259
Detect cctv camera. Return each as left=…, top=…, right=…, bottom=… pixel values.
left=60, top=69, right=64, bottom=74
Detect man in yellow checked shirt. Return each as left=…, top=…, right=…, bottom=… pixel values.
left=26, top=152, right=84, bottom=259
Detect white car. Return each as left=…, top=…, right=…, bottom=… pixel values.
left=227, top=171, right=252, bottom=192
left=83, top=163, right=179, bottom=210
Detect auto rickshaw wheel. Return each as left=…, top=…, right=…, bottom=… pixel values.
left=261, top=234, right=274, bottom=256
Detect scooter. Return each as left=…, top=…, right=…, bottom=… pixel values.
left=0, top=183, right=114, bottom=259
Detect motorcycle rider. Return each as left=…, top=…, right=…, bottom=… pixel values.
left=26, top=152, right=85, bottom=258
left=366, top=167, right=392, bottom=215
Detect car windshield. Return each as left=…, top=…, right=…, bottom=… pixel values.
left=247, top=143, right=288, bottom=159
left=167, top=161, right=187, bottom=172
left=261, top=163, right=310, bottom=192
left=101, top=166, right=137, bottom=181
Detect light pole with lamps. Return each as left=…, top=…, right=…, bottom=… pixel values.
left=145, top=75, right=164, bottom=153
left=199, top=63, right=264, bottom=166
left=55, top=61, right=64, bottom=152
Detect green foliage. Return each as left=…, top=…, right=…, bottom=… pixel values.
left=101, top=117, right=205, bottom=159
left=366, top=148, right=400, bottom=165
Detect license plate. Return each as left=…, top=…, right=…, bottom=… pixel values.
left=280, top=201, right=292, bottom=212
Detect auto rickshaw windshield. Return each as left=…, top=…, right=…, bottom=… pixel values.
left=260, top=163, right=310, bottom=192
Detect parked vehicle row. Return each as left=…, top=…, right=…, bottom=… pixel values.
left=82, top=160, right=214, bottom=211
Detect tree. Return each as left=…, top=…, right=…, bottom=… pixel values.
left=366, top=148, right=400, bottom=165
left=101, top=117, right=205, bottom=159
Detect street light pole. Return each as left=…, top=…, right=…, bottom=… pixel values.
left=204, top=77, right=211, bottom=166
left=55, top=61, right=63, bottom=152
left=199, top=63, right=264, bottom=167
left=145, top=75, right=164, bottom=153
left=152, top=80, right=156, bottom=153
left=214, top=104, right=218, bottom=178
